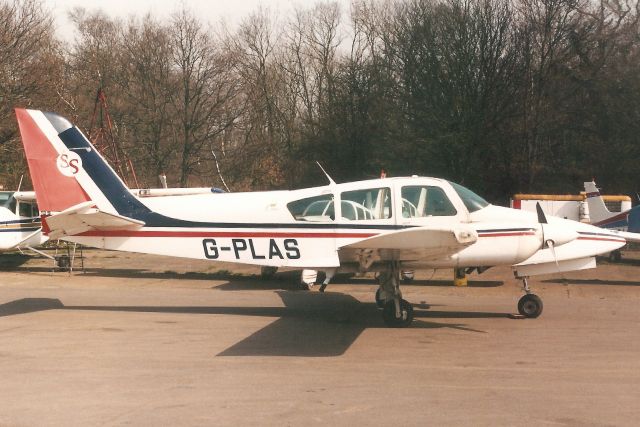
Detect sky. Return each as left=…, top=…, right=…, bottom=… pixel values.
left=46, top=0, right=351, bottom=41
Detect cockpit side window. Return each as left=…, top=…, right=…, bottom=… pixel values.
left=340, top=187, right=392, bottom=220
left=287, top=194, right=334, bottom=222
left=0, top=192, right=12, bottom=210
left=401, top=186, right=457, bottom=217
left=0, top=192, right=17, bottom=215
left=448, top=181, right=489, bottom=213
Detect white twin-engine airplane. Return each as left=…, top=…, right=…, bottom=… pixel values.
left=15, top=108, right=628, bottom=327
left=0, top=191, right=47, bottom=252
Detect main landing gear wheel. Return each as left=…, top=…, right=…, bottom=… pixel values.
left=608, top=250, right=622, bottom=263
left=260, top=266, right=278, bottom=280
left=382, top=299, right=414, bottom=328
left=518, top=294, right=543, bottom=318
left=375, top=288, right=384, bottom=308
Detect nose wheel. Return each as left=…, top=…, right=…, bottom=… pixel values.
left=517, top=277, right=543, bottom=318
left=518, top=294, right=543, bottom=318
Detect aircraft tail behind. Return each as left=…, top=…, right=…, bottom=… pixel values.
left=15, top=109, right=149, bottom=219
left=584, top=181, right=616, bottom=224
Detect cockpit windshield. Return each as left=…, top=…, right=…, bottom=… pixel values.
left=0, top=192, right=15, bottom=212
left=448, top=181, right=489, bottom=213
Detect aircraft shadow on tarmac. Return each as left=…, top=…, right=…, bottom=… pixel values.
left=0, top=292, right=508, bottom=357
left=1, top=263, right=505, bottom=290
left=0, top=253, right=33, bottom=269
left=543, top=278, right=640, bottom=286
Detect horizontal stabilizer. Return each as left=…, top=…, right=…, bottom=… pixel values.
left=44, top=202, right=145, bottom=239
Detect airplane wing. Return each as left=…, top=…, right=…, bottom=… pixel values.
left=606, top=229, right=640, bottom=243
left=13, top=228, right=45, bottom=248
left=341, top=226, right=478, bottom=262
left=44, top=201, right=145, bottom=239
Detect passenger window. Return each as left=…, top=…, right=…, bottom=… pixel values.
left=18, top=202, right=38, bottom=218
left=341, top=201, right=356, bottom=220
left=287, top=194, right=334, bottom=222
left=401, top=186, right=457, bottom=217
left=340, top=188, right=392, bottom=220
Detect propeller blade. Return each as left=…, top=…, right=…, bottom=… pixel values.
left=536, top=202, right=548, bottom=224
left=548, top=241, right=559, bottom=270
left=547, top=240, right=569, bottom=286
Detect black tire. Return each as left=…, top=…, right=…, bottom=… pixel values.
left=608, top=250, right=622, bottom=263
left=298, top=281, right=312, bottom=291
left=375, top=288, right=385, bottom=308
left=382, top=299, right=414, bottom=327
left=517, top=294, right=543, bottom=318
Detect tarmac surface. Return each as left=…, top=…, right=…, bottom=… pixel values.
left=1, top=248, right=639, bottom=426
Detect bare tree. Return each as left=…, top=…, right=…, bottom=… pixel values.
left=118, top=15, right=177, bottom=186
left=169, top=8, right=240, bottom=187
left=0, top=0, right=62, bottom=188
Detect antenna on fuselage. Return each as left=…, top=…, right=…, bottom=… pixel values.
left=316, top=162, right=336, bottom=186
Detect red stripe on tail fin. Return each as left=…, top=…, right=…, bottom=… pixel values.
left=15, top=109, right=90, bottom=212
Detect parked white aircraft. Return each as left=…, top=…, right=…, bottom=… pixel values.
left=584, top=180, right=640, bottom=233
left=15, top=109, right=628, bottom=327
left=0, top=191, right=47, bottom=251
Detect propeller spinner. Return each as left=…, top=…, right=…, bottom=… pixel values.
left=535, top=202, right=579, bottom=248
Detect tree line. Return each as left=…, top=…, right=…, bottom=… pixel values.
left=0, top=0, right=639, bottom=204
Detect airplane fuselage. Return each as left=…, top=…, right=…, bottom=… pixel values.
left=0, top=207, right=44, bottom=251
left=62, top=177, right=623, bottom=272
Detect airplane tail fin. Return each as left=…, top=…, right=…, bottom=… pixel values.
left=584, top=180, right=614, bottom=224
left=15, top=109, right=150, bottom=219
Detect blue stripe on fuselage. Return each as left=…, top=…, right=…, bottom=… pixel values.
left=57, top=127, right=151, bottom=219
left=0, top=217, right=40, bottom=226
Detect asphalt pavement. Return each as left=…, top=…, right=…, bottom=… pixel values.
left=1, top=249, right=639, bottom=426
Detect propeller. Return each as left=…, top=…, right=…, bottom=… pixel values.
left=535, top=201, right=547, bottom=225
left=535, top=202, right=572, bottom=288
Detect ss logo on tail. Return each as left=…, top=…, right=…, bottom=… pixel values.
left=56, top=151, right=82, bottom=176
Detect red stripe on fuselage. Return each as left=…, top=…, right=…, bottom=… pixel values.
left=78, top=229, right=540, bottom=239
left=78, top=230, right=379, bottom=239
